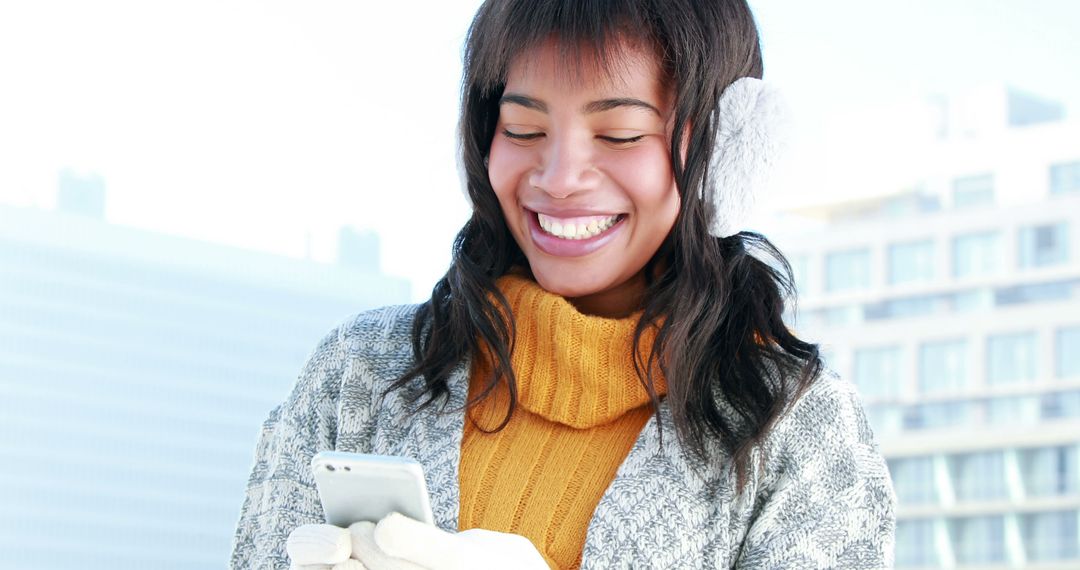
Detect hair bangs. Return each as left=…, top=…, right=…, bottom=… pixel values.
left=465, top=0, right=660, bottom=94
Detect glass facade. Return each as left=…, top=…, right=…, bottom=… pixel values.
left=951, top=516, right=1007, bottom=564
left=953, top=173, right=995, bottom=208
left=952, top=231, right=1000, bottom=278
left=919, top=340, right=968, bottom=394
left=853, top=346, right=904, bottom=399
left=987, top=331, right=1038, bottom=385
left=1023, top=511, right=1080, bottom=561
left=1058, top=326, right=1080, bottom=378
left=1021, top=445, right=1079, bottom=497
left=889, top=240, right=935, bottom=285
left=987, top=396, right=1040, bottom=425
left=895, top=519, right=937, bottom=567
left=889, top=456, right=937, bottom=505
left=1041, top=391, right=1080, bottom=420
left=1018, top=222, right=1070, bottom=268
left=825, top=249, right=872, bottom=293
left=904, top=401, right=973, bottom=430
left=1050, top=160, right=1080, bottom=195
left=951, top=451, right=1009, bottom=501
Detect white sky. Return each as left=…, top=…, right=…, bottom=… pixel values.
left=1, top=0, right=1078, bottom=300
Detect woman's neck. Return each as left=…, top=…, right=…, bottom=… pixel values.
left=566, top=270, right=648, bottom=319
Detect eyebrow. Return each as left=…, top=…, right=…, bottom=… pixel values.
left=499, top=93, right=661, bottom=117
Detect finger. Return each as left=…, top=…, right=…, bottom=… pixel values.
left=373, top=512, right=465, bottom=569
left=349, top=520, right=426, bottom=570
left=287, top=524, right=352, bottom=566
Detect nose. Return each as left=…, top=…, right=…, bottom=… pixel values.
left=528, top=133, right=601, bottom=199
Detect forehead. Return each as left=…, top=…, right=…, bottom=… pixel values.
left=504, top=37, right=668, bottom=101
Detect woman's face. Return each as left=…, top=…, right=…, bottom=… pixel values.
left=487, top=40, right=681, bottom=318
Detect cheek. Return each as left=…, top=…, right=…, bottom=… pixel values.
left=602, top=147, right=676, bottom=211
left=486, top=137, right=532, bottom=202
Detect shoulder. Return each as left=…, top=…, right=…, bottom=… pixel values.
left=776, top=369, right=877, bottom=446
left=337, top=303, right=424, bottom=349
left=734, top=370, right=897, bottom=567
left=312, top=303, right=425, bottom=360
left=763, top=369, right=887, bottom=482
left=288, top=303, right=425, bottom=401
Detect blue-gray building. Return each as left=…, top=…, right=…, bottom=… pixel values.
left=0, top=203, right=410, bottom=568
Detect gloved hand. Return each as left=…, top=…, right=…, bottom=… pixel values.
left=286, top=513, right=550, bottom=570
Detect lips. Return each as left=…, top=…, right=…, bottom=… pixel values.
left=525, top=208, right=627, bottom=257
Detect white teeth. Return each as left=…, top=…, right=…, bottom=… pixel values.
left=537, top=213, right=620, bottom=240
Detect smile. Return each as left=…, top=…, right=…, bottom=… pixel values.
left=525, top=209, right=628, bottom=258
left=536, top=212, right=621, bottom=240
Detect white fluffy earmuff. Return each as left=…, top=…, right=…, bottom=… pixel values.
left=706, top=77, right=791, bottom=238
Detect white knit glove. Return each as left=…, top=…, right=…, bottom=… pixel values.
left=286, top=513, right=550, bottom=570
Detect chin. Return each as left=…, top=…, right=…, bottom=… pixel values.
left=530, top=263, right=609, bottom=299
left=529, top=260, right=626, bottom=302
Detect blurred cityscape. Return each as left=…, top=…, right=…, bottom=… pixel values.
left=0, top=179, right=410, bottom=568
left=773, top=86, right=1080, bottom=568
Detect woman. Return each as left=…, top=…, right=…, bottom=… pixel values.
left=231, top=0, right=896, bottom=568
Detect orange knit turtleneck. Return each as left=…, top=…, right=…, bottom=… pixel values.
left=458, top=273, right=667, bottom=570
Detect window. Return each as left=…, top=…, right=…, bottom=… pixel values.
left=822, top=305, right=862, bottom=326
left=1023, top=510, right=1080, bottom=561
left=987, top=331, right=1038, bottom=385
left=953, top=288, right=994, bottom=312
left=995, top=280, right=1076, bottom=306
left=1018, top=222, right=1069, bottom=268
left=904, top=402, right=973, bottom=430
left=1050, top=160, right=1080, bottom=195
left=1022, top=445, right=1079, bottom=498
left=825, top=249, right=871, bottom=293
left=788, top=254, right=810, bottom=296
left=853, top=346, right=904, bottom=399
left=953, top=173, right=995, bottom=208
left=865, top=404, right=904, bottom=438
left=895, top=519, right=937, bottom=567
left=951, top=451, right=1009, bottom=501
left=951, top=516, right=1007, bottom=564
left=952, top=231, right=1000, bottom=278
left=1058, top=326, right=1080, bottom=378
left=888, top=240, right=935, bottom=285
left=987, top=396, right=1040, bottom=425
left=889, top=456, right=937, bottom=505
left=1041, top=391, right=1080, bottom=420
left=919, top=340, right=968, bottom=394
left=864, top=294, right=947, bottom=320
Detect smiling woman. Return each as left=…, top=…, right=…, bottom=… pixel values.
left=230, top=0, right=897, bottom=568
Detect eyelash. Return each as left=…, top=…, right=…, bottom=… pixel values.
left=501, top=130, right=645, bottom=145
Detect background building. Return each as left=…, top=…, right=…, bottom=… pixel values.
left=770, top=88, right=1080, bottom=568
left=0, top=191, right=410, bottom=568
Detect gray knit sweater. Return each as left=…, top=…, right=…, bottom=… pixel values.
left=230, top=304, right=896, bottom=569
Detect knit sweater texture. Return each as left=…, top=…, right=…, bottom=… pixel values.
left=230, top=303, right=897, bottom=568
left=459, top=274, right=668, bottom=569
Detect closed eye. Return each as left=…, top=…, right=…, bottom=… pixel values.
left=502, top=129, right=544, bottom=141
left=598, top=134, right=646, bottom=145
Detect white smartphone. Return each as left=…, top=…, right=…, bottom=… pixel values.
left=311, top=451, right=435, bottom=527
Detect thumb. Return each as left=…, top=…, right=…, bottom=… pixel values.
left=287, top=524, right=351, bottom=566
left=373, top=512, right=466, bottom=569
left=348, top=521, right=426, bottom=570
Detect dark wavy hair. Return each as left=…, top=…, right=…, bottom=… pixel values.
left=390, top=0, right=822, bottom=492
